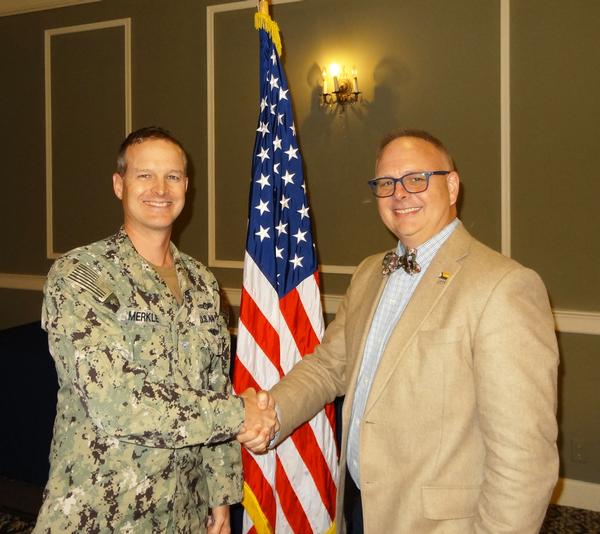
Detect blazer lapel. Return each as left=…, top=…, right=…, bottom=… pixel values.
left=343, top=259, right=389, bottom=409
left=365, top=224, right=473, bottom=411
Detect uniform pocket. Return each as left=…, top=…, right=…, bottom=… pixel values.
left=181, top=313, right=231, bottom=389
left=127, top=323, right=172, bottom=379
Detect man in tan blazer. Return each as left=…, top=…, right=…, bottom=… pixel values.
left=244, top=129, right=559, bottom=533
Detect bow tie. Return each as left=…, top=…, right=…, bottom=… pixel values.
left=382, top=249, right=421, bottom=276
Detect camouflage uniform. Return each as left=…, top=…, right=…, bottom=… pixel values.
left=34, top=228, right=244, bottom=534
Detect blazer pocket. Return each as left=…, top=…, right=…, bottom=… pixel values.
left=422, top=485, right=480, bottom=520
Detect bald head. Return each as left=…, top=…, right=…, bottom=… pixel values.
left=376, top=129, right=456, bottom=172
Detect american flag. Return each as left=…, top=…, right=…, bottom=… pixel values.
left=232, top=3, right=338, bottom=533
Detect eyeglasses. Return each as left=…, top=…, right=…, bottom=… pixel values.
left=368, top=171, right=450, bottom=197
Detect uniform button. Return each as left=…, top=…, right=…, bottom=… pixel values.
left=182, top=341, right=190, bottom=349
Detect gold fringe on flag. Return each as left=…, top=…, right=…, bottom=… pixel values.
left=242, top=481, right=274, bottom=534
left=255, top=0, right=282, bottom=57
left=243, top=481, right=337, bottom=533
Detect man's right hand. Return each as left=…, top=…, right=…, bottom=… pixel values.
left=237, top=388, right=278, bottom=453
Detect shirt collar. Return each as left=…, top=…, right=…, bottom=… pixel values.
left=395, top=218, right=460, bottom=271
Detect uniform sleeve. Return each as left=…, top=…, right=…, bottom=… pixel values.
left=43, top=263, right=245, bottom=450
left=200, top=292, right=243, bottom=506
left=473, top=267, right=559, bottom=533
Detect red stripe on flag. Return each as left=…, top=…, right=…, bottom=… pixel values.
left=324, top=403, right=338, bottom=456
left=232, top=357, right=260, bottom=393
left=242, top=449, right=277, bottom=530
left=279, top=289, right=320, bottom=356
left=239, top=287, right=284, bottom=377
left=275, top=454, right=313, bottom=533
left=290, top=422, right=337, bottom=521
left=278, top=286, right=338, bottom=520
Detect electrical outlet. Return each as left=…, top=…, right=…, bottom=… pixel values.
left=571, top=439, right=587, bottom=463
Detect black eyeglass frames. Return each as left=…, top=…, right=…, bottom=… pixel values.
left=368, top=170, right=450, bottom=197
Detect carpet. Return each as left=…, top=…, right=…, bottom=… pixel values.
left=2, top=503, right=598, bottom=533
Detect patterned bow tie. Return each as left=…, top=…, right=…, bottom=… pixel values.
left=382, top=249, right=421, bottom=276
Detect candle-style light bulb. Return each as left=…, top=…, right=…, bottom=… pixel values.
left=322, top=68, right=328, bottom=94
left=330, top=63, right=341, bottom=92
left=352, top=66, right=359, bottom=93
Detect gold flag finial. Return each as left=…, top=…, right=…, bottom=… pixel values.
left=255, top=0, right=282, bottom=56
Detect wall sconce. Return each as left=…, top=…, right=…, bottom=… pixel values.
left=321, top=63, right=361, bottom=107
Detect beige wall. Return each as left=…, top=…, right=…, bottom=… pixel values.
left=0, top=0, right=598, bottom=487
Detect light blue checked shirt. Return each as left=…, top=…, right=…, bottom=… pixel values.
left=346, top=218, right=459, bottom=487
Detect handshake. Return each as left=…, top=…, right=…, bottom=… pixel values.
left=237, top=388, right=279, bottom=454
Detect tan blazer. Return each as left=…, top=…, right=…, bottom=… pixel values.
left=271, top=223, right=559, bottom=533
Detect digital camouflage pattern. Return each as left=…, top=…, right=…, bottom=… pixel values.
left=34, top=228, right=244, bottom=533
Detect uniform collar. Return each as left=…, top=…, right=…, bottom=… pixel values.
left=112, top=226, right=191, bottom=305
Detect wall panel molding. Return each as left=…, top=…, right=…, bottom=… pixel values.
left=0, top=0, right=99, bottom=17
left=44, top=18, right=131, bottom=259
left=500, top=0, right=511, bottom=256
left=1, top=276, right=599, bottom=336
left=207, top=1, right=511, bottom=274
left=0, top=274, right=46, bottom=291
left=552, top=478, right=600, bottom=512
left=207, top=1, right=510, bottom=275
left=554, top=310, right=600, bottom=337
left=204, top=0, right=360, bottom=274
left=219, top=287, right=600, bottom=337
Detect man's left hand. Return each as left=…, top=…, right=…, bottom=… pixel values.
left=207, top=505, right=231, bottom=534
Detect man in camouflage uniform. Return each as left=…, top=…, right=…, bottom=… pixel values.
left=34, top=127, right=277, bottom=533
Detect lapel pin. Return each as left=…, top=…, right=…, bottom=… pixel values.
left=438, top=272, right=451, bottom=282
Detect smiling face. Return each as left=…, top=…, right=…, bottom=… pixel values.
left=375, top=136, right=459, bottom=248
left=112, top=138, right=188, bottom=238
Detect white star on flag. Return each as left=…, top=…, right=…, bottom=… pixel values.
left=297, top=204, right=310, bottom=219
left=285, top=145, right=299, bottom=160
left=275, top=221, right=288, bottom=235
left=254, top=225, right=270, bottom=241
left=279, top=195, right=291, bottom=209
left=256, top=121, right=270, bottom=136
left=256, top=174, right=270, bottom=189
left=255, top=199, right=270, bottom=215
left=281, top=170, right=295, bottom=186
left=293, top=228, right=307, bottom=243
left=256, top=147, right=269, bottom=162
left=289, top=253, right=303, bottom=268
